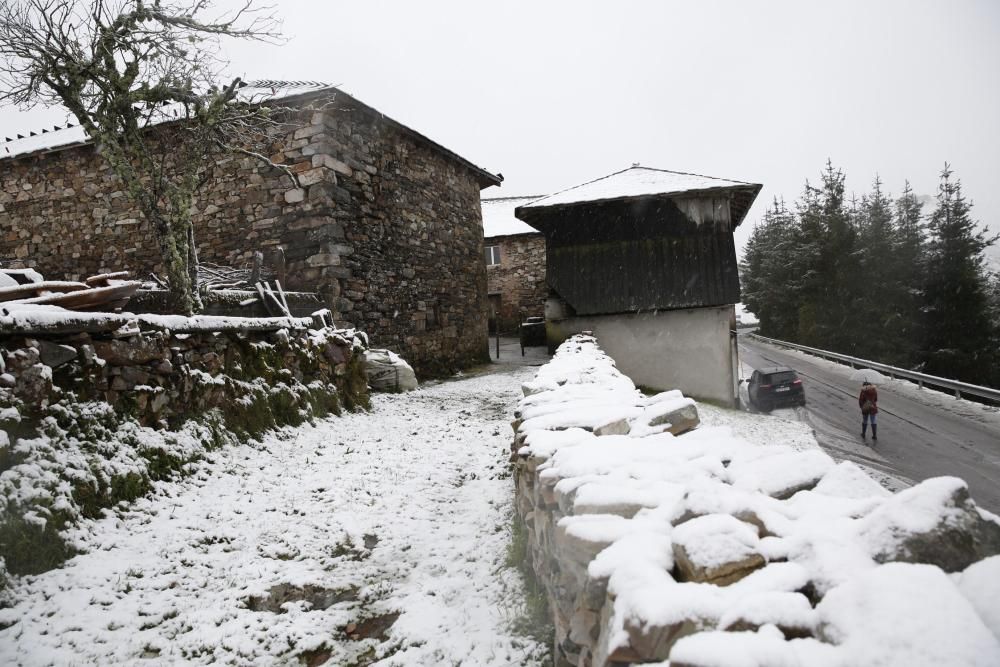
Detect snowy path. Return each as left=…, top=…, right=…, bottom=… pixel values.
left=0, top=367, right=547, bottom=666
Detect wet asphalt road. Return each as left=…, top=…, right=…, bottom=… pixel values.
left=738, top=334, right=1000, bottom=513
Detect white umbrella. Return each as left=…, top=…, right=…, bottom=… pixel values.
left=849, top=368, right=887, bottom=384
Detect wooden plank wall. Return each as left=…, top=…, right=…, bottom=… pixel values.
left=539, top=196, right=741, bottom=315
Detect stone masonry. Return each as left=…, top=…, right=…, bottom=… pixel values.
left=486, top=233, right=547, bottom=333
left=0, top=88, right=499, bottom=377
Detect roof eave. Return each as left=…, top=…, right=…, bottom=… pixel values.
left=516, top=183, right=763, bottom=228
left=1, top=86, right=505, bottom=188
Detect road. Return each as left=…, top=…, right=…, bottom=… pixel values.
left=738, top=334, right=1000, bottom=513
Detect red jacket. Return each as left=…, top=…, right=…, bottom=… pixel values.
left=859, top=385, right=878, bottom=415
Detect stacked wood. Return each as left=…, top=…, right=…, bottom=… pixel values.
left=0, top=270, right=140, bottom=312
left=197, top=259, right=273, bottom=291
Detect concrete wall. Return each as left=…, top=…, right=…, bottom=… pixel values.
left=545, top=305, right=738, bottom=405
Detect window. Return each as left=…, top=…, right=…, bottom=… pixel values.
left=484, top=245, right=501, bottom=266
left=765, top=371, right=798, bottom=384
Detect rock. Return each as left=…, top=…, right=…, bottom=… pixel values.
left=151, top=391, right=170, bottom=414
left=5, top=347, right=40, bottom=373
left=860, top=477, right=1000, bottom=573
left=200, top=352, right=223, bottom=373
left=120, top=366, right=152, bottom=387
left=718, top=591, right=816, bottom=639
left=298, top=167, right=331, bottom=187
left=593, top=417, right=630, bottom=436
left=79, top=344, right=100, bottom=366
left=672, top=514, right=766, bottom=585
left=14, top=363, right=53, bottom=406
left=323, top=342, right=347, bottom=366
left=628, top=397, right=701, bottom=436
left=647, top=402, right=700, bottom=435
left=36, top=340, right=78, bottom=368
left=620, top=615, right=700, bottom=662
left=554, top=515, right=632, bottom=565
left=0, top=373, right=14, bottom=388
left=93, top=336, right=168, bottom=365
left=284, top=188, right=305, bottom=203
left=154, top=359, right=174, bottom=374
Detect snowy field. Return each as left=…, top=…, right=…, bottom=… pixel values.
left=5, top=346, right=993, bottom=665
left=0, top=367, right=548, bottom=666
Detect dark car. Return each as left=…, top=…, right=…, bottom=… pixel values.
left=747, top=366, right=806, bottom=411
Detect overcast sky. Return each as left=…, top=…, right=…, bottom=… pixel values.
left=2, top=0, right=998, bottom=257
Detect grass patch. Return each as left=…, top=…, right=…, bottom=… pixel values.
left=503, top=512, right=554, bottom=660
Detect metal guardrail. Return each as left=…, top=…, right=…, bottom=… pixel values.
left=747, top=332, right=1000, bottom=404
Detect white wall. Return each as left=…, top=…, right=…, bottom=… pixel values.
left=546, top=305, right=737, bottom=405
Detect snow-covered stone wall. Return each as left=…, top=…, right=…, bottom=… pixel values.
left=0, top=308, right=369, bottom=580
left=511, top=335, right=1000, bottom=666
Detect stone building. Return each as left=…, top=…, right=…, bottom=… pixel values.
left=481, top=196, right=547, bottom=333
left=0, top=83, right=502, bottom=377
left=515, top=165, right=761, bottom=405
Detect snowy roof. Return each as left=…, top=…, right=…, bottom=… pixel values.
left=1, top=81, right=330, bottom=161
left=0, top=81, right=502, bottom=187
left=517, top=165, right=762, bottom=226
left=481, top=196, right=545, bottom=238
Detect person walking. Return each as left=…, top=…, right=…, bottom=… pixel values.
left=859, top=380, right=878, bottom=441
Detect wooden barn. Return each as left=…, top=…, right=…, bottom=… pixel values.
left=515, top=165, right=761, bottom=405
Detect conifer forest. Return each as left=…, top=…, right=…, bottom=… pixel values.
left=740, top=161, right=1000, bottom=389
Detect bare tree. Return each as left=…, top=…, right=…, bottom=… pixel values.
left=0, top=0, right=294, bottom=314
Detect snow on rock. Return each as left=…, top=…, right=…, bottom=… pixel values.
left=511, top=334, right=1000, bottom=666
left=816, top=563, right=1000, bottom=666
left=718, top=591, right=817, bottom=636
left=727, top=446, right=835, bottom=499
left=672, top=514, right=766, bottom=585
left=668, top=625, right=838, bottom=667
left=813, top=460, right=892, bottom=499
left=955, top=556, right=1000, bottom=640
left=859, top=476, right=1000, bottom=572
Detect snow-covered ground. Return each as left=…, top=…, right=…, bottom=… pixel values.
left=0, top=367, right=548, bottom=666
left=5, top=342, right=995, bottom=666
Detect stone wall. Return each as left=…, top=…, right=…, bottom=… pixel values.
left=511, top=335, right=1000, bottom=666
left=0, top=309, right=369, bottom=577
left=486, top=233, right=546, bottom=332
left=0, top=91, right=492, bottom=377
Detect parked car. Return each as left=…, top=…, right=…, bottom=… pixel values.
left=746, top=366, right=806, bottom=411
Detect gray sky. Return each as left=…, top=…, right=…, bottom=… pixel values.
left=2, top=0, right=999, bottom=257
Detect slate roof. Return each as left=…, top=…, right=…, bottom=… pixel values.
left=517, top=165, right=761, bottom=226
left=481, top=196, right=545, bottom=238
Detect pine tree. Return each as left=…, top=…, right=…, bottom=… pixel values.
left=856, top=176, right=904, bottom=363
left=922, top=164, right=999, bottom=385
left=741, top=199, right=800, bottom=338
left=890, top=182, right=927, bottom=366
left=794, top=161, right=862, bottom=351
